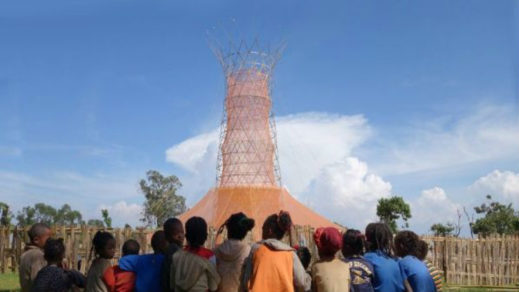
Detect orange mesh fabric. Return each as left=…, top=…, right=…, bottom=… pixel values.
left=179, top=186, right=338, bottom=240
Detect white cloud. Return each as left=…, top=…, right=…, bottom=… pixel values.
left=97, top=201, right=143, bottom=228
left=299, top=157, right=392, bottom=229
left=469, top=170, right=519, bottom=207
left=410, top=187, right=461, bottom=234
left=367, top=104, right=519, bottom=176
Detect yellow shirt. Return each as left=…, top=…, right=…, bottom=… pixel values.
left=311, top=258, right=350, bottom=292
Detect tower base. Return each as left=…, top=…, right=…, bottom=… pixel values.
left=179, top=186, right=338, bottom=240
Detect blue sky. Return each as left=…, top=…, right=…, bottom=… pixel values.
left=1, top=0, right=518, bottom=233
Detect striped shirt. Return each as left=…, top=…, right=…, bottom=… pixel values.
left=424, top=260, right=443, bottom=291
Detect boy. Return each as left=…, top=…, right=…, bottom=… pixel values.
left=19, top=223, right=52, bottom=292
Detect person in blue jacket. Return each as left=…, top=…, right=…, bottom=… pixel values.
left=394, top=231, right=437, bottom=292
left=119, top=230, right=169, bottom=292
left=363, top=223, right=406, bottom=292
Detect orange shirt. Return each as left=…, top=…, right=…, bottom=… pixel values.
left=249, top=245, right=294, bottom=292
left=102, top=265, right=135, bottom=292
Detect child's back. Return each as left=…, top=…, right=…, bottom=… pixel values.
left=102, top=265, right=135, bottom=292
left=399, top=256, right=436, bottom=292
left=86, top=258, right=112, bottom=292
left=32, top=265, right=85, bottom=292
left=345, top=256, right=374, bottom=292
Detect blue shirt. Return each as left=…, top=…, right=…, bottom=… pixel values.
left=364, top=250, right=405, bottom=292
left=119, top=254, right=164, bottom=292
left=399, top=255, right=437, bottom=292
left=344, top=256, right=375, bottom=292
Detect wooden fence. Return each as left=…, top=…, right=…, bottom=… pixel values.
left=1, top=226, right=518, bottom=286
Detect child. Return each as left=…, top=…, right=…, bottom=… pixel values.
left=118, top=231, right=168, bottom=292
left=363, top=223, right=405, bottom=292
left=102, top=239, right=140, bottom=292
left=20, top=223, right=52, bottom=292
left=170, top=217, right=220, bottom=292
left=311, top=227, right=350, bottom=292
left=416, top=240, right=443, bottom=291
left=342, top=229, right=374, bottom=292
left=296, top=246, right=312, bottom=271
left=240, top=211, right=311, bottom=292
left=85, top=231, right=116, bottom=292
left=394, top=231, right=436, bottom=292
left=184, top=216, right=216, bottom=264
left=32, top=238, right=86, bottom=292
left=214, top=212, right=255, bottom=292
left=162, top=217, right=185, bottom=292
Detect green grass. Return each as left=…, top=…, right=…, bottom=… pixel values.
left=0, top=272, right=20, bottom=292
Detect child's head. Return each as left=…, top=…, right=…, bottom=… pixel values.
left=226, top=212, right=255, bottom=241
left=342, top=229, right=365, bottom=258
left=28, top=223, right=52, bottom=248
left=122, top=239, right=140, bottom=256
left=151, top=230, right=168, bottom=254
left=296, top=246, right=312, bottom=270
left=365, top=222, right=393, bottom=256
left=416, top=239, right=428, bottom=261
left=44, top=238, right=65, bottom=265
left=262, top=211, right=292, bottom=240
left=92, top=231, right=116, bottom=259
left=163, top=217, right=185, bottom=247
left=314, top=227, right=342, bottom=259
left=394, top=230, right=420, bottom=258
left=185, top=216, right=208, bottom=249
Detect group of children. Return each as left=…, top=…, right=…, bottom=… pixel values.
left=19, top=211, right=443, bottom=292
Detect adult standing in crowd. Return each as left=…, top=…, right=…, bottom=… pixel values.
left=19, top=223, right=52, bottom=292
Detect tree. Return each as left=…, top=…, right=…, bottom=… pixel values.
left=0, top=202, right=13, bottom=227
left=55, top=204, right=82, bottom=226
left=430, top=223, right=455, bottom=236
left=101, top=209, right=112, bottom=228
left=139, top=170, right=186, bottom=227
left=471, top=195, right=519, bottom=237
left=87, top=219, right=104, bottom=227
left=376, top=196, right=412, bottom=233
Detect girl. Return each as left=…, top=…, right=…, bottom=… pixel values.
left=32, top=238, right=85, bottom=292
left=394, top=231, right=436, bottom=292
left=184, top=216, right=216, bottom=264
left=363, top=223, right=405, bottom=292
left=86, top=231, right=116, bottom=292
left=311, top=227, right=350, bottom=292
left=240, top=211, right=310, bottom=292
left=214, top=212, right=255, bottom=292
left=342, top=229, right=374, bottom=292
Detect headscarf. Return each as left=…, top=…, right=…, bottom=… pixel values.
left=314, top=227, right=342, bottom=257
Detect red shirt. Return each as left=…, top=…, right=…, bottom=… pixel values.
left=184, top=246, right=215, bottom=261
left=102, top=265, right=136, bottom=292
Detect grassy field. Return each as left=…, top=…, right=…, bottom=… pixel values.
left=0, top=272, right=517, bottom=292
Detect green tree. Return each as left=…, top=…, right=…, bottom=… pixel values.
left=0, top=202, right=13, bottom=227
left=376, top=196, right=412, bottom=233
left=471, top=195, right=519, bottom=236
left=139, top=170, right=186, bottom=227
left=430, top=223, right=455, bottom=236
left=55, top=204, right=83, bottom=226
left=101, top=209, right=112, bottom=228
left=87, top=219, right=105, bottom=227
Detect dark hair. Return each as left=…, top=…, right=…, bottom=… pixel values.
left=365, top=222, right=393, bottom=256
left=296, top=246, right=312, bottom=270
left=416, top=240, right=428, bottom=261
left=28, top=223, right=50, bottom=242
left=122, top=239, right=140, bottom=256
left=394, top=230, right=420, bottom=258
left=164, top=218, right=183, bottom=238
left=226, top=212, right=255, bottom=240
left=44, top=238, right=65, bottom=263
left=342, top=229, right=365, bottom=257
left=151, top=230, right=167, bottom=253
left=185, top=217, right=207, bottom=248
left=92, top=231, right=115, bottom=255
left=263, top=211, right=292, bottom=240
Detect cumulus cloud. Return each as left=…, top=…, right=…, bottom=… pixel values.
left=97, top=201, right=143, bottom=228
left=469, top=170, right=519, bottom=207
left=300, top=157, right=392, bottom=229
left=410, top=187, right=461, bottom=233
